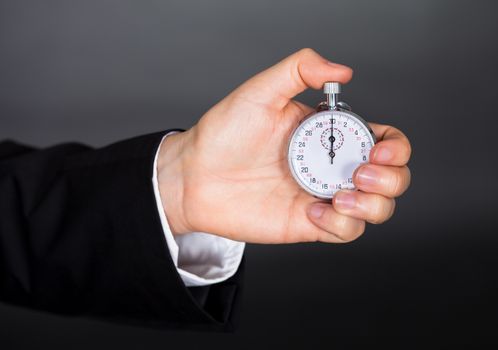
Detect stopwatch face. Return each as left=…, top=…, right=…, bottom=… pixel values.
left=288, top=110, right=376, bottom=199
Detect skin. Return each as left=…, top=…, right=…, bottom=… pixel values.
left=157, top=48, right=411, bottom=244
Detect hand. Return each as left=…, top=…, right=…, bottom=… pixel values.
left=158, top=48, right=411, bottom=244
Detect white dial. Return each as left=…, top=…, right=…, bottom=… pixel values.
left=288, top=109, right=375, bottom=199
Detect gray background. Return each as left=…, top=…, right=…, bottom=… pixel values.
left=1, top=0, right=497, bottom=345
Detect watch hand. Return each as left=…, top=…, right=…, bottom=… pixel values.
left=329, top=121, right=335, bottom=164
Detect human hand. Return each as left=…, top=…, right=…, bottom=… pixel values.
left=158, top=48, right=411, bottom=244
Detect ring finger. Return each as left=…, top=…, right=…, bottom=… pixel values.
left=333, top=190, right=396, bottom=224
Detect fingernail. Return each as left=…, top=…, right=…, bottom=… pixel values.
left=308, top=203, right=327, bottom=219
left=326, top=60, right=350, bottom=71
left=334, top=191, right=356, bottom=210
left=356, top=166, right=378, bottom=186
left=374, top=147, right=393, bottom=162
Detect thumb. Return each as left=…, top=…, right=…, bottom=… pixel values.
left=230, top=48, right=353, bottom=111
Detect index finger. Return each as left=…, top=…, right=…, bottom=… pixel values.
left=369, top=123, right=412, bottom=166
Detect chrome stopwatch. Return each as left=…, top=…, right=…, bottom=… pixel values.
left=287, top=82, right=376, bottom=199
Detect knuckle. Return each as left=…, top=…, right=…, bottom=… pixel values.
left=405, top=166, right=412, bottom=189
left=392, top=127, right=412, bottom=163
left=297, top=47, right=317, bottom=58
left=401, top=139, right=412, bottom=163
left=369, top=197, right=387, bottom=224
left=369, top=216, right=384, bottom=225
left=356, top=220, right=366, bottom=237
left=390, top=166, right=411, bottom=197
left=370, top=197, right=395, bottom=224
left=388, top=199, right=397, bottom=220
left=348, top=220, right=366, bottom=242
left=387, top=169, right=402, bottom=197
left=336, top=217, right=365, bottom=243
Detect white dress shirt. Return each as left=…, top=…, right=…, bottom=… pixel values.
left=152, top=132, right=245, bottom=287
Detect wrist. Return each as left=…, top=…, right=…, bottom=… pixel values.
left=157, top=130, right=193, bottom=235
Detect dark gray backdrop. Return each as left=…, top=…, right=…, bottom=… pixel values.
left=1, top=0, right=497, bottom=345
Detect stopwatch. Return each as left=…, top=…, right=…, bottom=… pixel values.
left=287, top=82, right=376, bottom=199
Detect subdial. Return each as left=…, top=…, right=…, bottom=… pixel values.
left=320, top=128, right=344, bottom=151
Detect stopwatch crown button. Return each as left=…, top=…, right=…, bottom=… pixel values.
left=323, top=82, right=341, bottom=94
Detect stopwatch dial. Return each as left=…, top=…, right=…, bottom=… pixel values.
left=288, top=110, right=375, bottom=199
left=320, top=127, right=344, bottom=151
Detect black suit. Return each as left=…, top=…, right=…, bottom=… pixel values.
left=0, top=130, right=244, bottom=331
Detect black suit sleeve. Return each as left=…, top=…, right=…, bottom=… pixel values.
left=0, top=130, right=244, bottom=331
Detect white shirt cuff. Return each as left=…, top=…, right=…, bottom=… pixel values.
left=151, top=131, right=245, bottom=287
